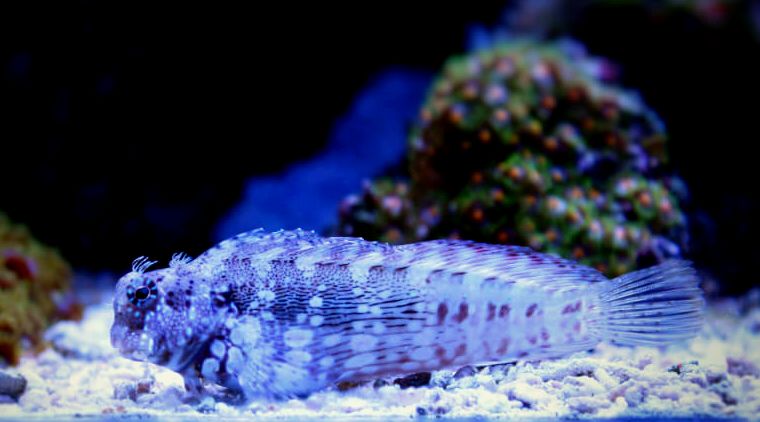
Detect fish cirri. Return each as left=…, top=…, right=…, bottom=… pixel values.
left=110, top=229, right=703, bottom=400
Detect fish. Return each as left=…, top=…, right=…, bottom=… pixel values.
left=110, top=229, right=704, bottom=400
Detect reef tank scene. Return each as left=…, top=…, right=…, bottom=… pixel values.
left=2, top=1, right=760, bottom=420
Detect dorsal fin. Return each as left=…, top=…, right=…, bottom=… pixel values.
left=200, top=231, right=606, bottom=291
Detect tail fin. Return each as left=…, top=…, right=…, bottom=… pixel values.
left=592, top=260, right=704, bottom=347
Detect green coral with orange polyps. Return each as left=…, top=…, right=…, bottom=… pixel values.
left=338, top=41, right=687, bottom=277
left=0, top=213, right=78, bottom=365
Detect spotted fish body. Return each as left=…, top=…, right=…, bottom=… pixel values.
left=110, top=229, right=703, bottom=400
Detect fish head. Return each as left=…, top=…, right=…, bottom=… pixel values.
left=111, top=263, right=227, bottom=371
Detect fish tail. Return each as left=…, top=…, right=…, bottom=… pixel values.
left=591, top=260, right=704, bottom=347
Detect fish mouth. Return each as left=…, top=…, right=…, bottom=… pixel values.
left=110, top=323, right=128, bottom=351
left=110, top=324, right=144, bottom=359
left=110, top=323, right=208, bottom=372
left=110, top=324, right=163, bottom=363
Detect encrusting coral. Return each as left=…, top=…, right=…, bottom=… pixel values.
left=338, top=41, right=688, bottom=277
left=0, top=213, right=79, bottom=365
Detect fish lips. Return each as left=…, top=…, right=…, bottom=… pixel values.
left=110, top=323, right=165, bottom=363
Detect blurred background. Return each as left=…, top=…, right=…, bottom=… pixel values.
left=1, top=0, right=759, bottom=295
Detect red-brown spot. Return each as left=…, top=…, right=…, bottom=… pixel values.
left=483, top=340, right=491, bottom=356
left=573, top=321, right=582, bottom=333
left=562, top=301, right=582, bottom=314
left=486, top=303, right=496, bottom=321
left=541, top=329, right=550, bottom=342
left=526, top=304, right=537, bottom=317
left=453, top=303, right=469, bottom=323
left=528, top=336, right=537, bottom=345
left=435, top=346, right=446, bottom=358
left=499, top=304, right=511, bottom=318
left=398, top=354, right=411, bottom=364
left=454, top=344, right=467, bottom=357
left=496, top=338, right=510, bottom=354
left=437, top=303, right=448, bottom=325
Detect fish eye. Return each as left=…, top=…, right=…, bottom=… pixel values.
left=134, top=286, right=150, bottom=300
left=126, top=279, right=158, bottom=307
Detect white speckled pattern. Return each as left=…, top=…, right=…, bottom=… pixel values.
left=109, top=229, right=703, bottom=400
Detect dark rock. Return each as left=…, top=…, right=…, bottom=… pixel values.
left=0, top=370, right=26, bottom=399
left=336, top=380, right=366, bottom=391
left=704, top=367, right=738, bottom=406
left=727, top=357, right=760, bottom=378
left=431, top=406, right=449, bottom=415
left=706, top=369, right=727, bottom=385
left=393, top=372, right=431, bottom=389
left=487, top=362, right=517, bottom=380
left=453, top=365, right=478, bottom=379
left=668, top=360, right=699, bottom=375
left=372, top=379, right=390, bottom=389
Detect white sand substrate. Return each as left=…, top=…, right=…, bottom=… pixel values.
left=1, top=291, right=759, bottom=419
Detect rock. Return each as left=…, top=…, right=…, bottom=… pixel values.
left=393, top=372, right=431, bottom=389
left=429, top=370, right=453, bottom=388
left=485, top=363, right=516, bottom=383
left=44, top=303, right=115, bottom=361
left=705, top=369, right=738, bottom=406
left=196, top=396, right=217, bottom=413
left=672, top=361, right=708, bottom=388
left=622, top=383, right=647, bottom=408
left=668, top=360, right=700, bottom=376
left=0, top=369, right=26, bottom=399
left=453, top=366, right=478, bottom=379
left=507, top=383, right=552, bottom=409
left=113, top=377, right=154, bottom=401
left=705, top=367, right=728, bottom=385
left=335, top=380, right=365, bottom=391
left=727, top=357, right=760, bottom=378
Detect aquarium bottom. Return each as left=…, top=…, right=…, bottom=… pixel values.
left=1, top=284, right=759, bottom=420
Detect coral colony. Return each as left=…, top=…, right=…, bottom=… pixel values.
left=0, top=213, right=79, bottom=366
left=339, top=41, right=687, bottom=277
